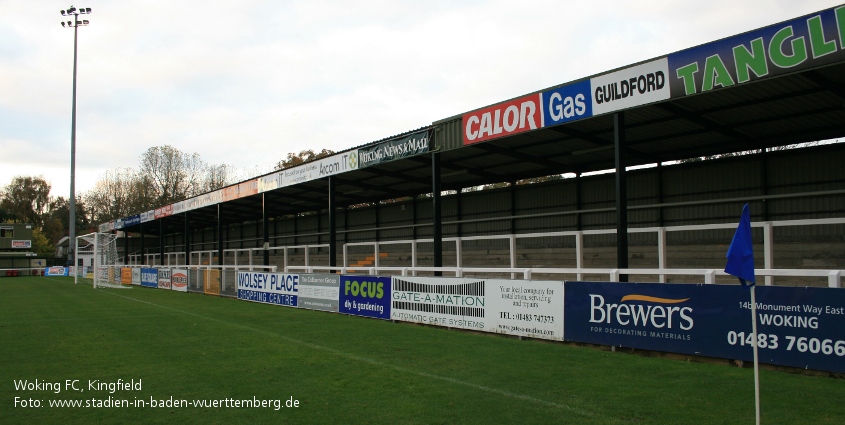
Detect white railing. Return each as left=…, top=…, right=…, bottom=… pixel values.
left=281, top=265, right=842, bottom=288
left=138, top=217, right=844, bottom=287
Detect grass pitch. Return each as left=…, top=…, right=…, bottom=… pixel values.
left=1, top=276, right=843, bottom=424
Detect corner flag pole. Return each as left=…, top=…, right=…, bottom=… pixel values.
left=725, top=203, right=760, bottom=425
left=748, top=280, right=761, bottom=425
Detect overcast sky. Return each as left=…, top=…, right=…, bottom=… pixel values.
left=1, top=0, right=841, bottom=199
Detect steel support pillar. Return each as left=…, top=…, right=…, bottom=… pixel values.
left=328, top=177, right=337, bottom=271
left=432, top=153, right=443, bottom=276
left=614, top=112, right=629, bottom=281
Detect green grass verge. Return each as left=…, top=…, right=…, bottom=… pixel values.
left=1, top=276, right=843, bottom=424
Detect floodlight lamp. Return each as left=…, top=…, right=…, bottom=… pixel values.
left=68, top=7, right=76, bottom=14
left=67, top=20, right=73, bottom=26
left=82, top=20, right=89, bottom=25
left=86, top=8, right=91, bottom=13
left=61, top=10, right=66, bottom=15
left=61, top=22, right=66, bottom=27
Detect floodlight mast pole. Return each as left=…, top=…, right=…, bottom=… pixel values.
left=61, top=6, right=91, bottom=266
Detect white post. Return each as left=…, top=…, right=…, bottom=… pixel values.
left=829, top=270, right=841, bottom=288
left=92, top=234, right=98, bottom=288
left=73, top=236, right=79, bottom=284
left=375, top=243, right=380, bottom=269
left=575, top=231, right=583, bottom=281
left=763, top=222, right=773, bottom=286
left=749, top=285, right=761, bottom=425
left=509, top=234, right=516, bottom=280
left=657, top=227, right=666, bottom=283
left=704, top=270, right=715, bottom=284
left=411, top=241, right=417, bottom=277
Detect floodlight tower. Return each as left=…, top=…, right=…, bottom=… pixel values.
left=60, top=5, right=91, bottom=265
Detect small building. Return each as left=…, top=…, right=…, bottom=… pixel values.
left=0, top=223, right=33, bottom=252
left=0, top=223, right=40, bottom=269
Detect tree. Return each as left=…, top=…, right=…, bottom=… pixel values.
left=83, top=145, right=240, bottom=223
left=139, top=145, right=208, bottom=206
left=85, top=168, right=138, bottom=224
left=30, top=228, right=54, bottom=257
left=275, top=149, right=334, bottom=170
left=204, top=163, right=236, bottom=192
left=0, top=176, right=51, bottom=227
left=38, top=196, right=90, bottom=245
left=0, top=204, right=12, bottom=222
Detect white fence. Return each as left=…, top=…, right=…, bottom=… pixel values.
left=130, top=217, right=845, bottom=287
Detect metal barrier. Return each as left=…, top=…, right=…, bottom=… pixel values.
left=281, top=265, right=842, bottom=288
left=176, top=265, right=277, bottom=297
left=136, top=217, right=844, bottom=288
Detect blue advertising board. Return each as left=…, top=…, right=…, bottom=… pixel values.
left=339, top=275, right=391, bottom=320
left=140, top=268, right=158, bottom=288
left=564, top=282, right=845, bottom=374
left=124, top=214, right=141, bottom=227
left=668, top=6, right=845, bottom=98
left=44, top=267, right=68, bottom=277
left=237, top=271, right=298, bottom=307
left=541, top=80, right=592, bottom=127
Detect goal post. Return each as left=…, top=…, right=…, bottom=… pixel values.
left=75, top=232, right=129, bottom=289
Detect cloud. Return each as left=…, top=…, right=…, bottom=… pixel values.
left=1, top=0, right=840, bottom=199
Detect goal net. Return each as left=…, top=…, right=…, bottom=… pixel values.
left=75, top=232, right=129, bottom=289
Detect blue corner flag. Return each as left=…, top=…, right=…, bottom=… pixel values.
left=725, top=203, right=756, bottom=287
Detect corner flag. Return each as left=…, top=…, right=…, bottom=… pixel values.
left=725, top=203, right=755, bottom=287
left=725, top=203, right=762, bottom=425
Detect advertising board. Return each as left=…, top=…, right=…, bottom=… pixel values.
left=541, top=80, right=592, bottom=127
left=140, top=268, right=158, bottom=288
left=120, top=267, right=132, bottom=285
left=257, top=173, right=281, bottom=193
left=154, top=205, right=172, bottom=219
left=158, top=268, right=172, bottom=289
left=222, top=180, right=258, bottom=202
left=488, top=279, right=564, bottom=341
left=463, top=93, right=543, bottom=145
left=358, top=130, right=430, bottom=168
left=140, top=211, right=155, bottom=223
left=124, top=214, right=141, bottom=227
left=390, top=276, right=564, bottom=340
left=44, top=267, right=67, bottom=277
left=171, top=269, right=188, bottom=292
left=668, top=6, right=845, bottom=98
left=237, top=271, right=298, bottom=307
left=338, top=275, right=390, bottom=319
left=298, top=274, right=340, bottom=312
left=564, top=281, right=845, bottom=373
left=11, top=240, right=31, bottom=249
left=391, top=276, right=489, bottom=330
left=590, top=58, right=669, bottom=116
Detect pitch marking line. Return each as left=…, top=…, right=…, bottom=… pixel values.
left=99, top=289, right=599, bottom=418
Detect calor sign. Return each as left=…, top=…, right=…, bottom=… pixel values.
left=463, top=93, right=542, bottom=145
